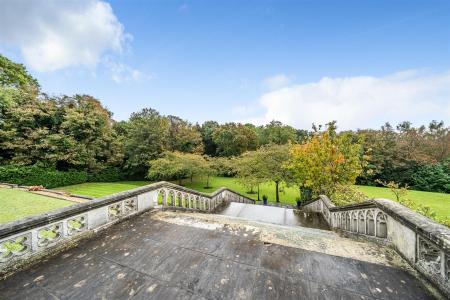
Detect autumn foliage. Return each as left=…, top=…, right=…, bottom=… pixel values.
left=287, top=124, right=364, bottom=196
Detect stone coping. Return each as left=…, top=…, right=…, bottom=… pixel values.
left=303, top=195, right=450, bottom=251
left=0, top=181, right=254, bottom=239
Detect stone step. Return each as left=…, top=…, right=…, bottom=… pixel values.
left=216, top=202, right=330, bottom=230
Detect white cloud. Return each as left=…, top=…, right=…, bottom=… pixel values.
left=250, top=70, right=450, bottom=130
left=0, top=0, right=128, bottom=72
left=104, top=59, right=155, bottom=83
left=263, top=74, right=292, bottom=90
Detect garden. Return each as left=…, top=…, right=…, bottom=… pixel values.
left=0, top=54, right=449, bottom=226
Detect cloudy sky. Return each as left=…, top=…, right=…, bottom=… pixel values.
left=0, top=0, right=449, bottom=130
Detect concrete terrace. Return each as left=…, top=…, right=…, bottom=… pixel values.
left=0, top=210, right=436, bottom=300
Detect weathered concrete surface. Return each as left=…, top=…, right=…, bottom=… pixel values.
left=0, top=211, right=437, bottom=299
left=217, top=202, right=330, bottom=230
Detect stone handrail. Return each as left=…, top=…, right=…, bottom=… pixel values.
left=0, top=181, right=253, bottom=276
left=301, top=196, right=450, bottom=297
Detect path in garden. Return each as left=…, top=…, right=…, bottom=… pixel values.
left=30, top=190, right=91, bottom=203
left=0, top=183, right=91, bottom=203
left=0, top=210, right=438, bottom=299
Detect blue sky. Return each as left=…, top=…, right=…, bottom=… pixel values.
left=1, top=0, right=449, bottom=129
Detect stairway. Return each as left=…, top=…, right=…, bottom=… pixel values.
left=216, top=202, right=330, bottom=230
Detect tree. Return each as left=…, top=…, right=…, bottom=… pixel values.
left=0, top=94, right=123, bottom=171
left=258, top=144, right=292, bottom=202
left=212, top=123, right=259, bottom=156
left=166, top=115, right=203, bottom=153
left=0, top=54, right=40, bottom=128
left=198, top=156, right=217, bottom=188
left=287, top=123, right=364, bottom=196
left=258, top=120, right=297, bottom=145
left=122, top=108, right=169, bottom=177
left=210, top=156, right=238, bottom=177
left=235, top=150, right=266, bottom=199
left=0, top=54, right=39, bottom=91
left=147, top=152, right=189, bottom=184
left=147, top=151, right=212, bottom=186
left=200, top=121, right=219, bottom=156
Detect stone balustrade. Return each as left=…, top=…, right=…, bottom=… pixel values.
left=301, top=195, right=450, bottom=298
left=157, top=182, right=254, bottom=212
left=0, top=181, right=254, bottom=276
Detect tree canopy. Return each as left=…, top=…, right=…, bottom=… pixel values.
left=287, top=124, right=364, bottom=196
left=0, top=53, right=448, bottom=194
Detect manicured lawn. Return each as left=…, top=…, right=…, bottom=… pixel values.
left=54, top=177, right=450, bottom=219
left=54, top=181, right=152, bottom=198
left=181, top=177, right=299, bottom=205
left=356, top=185, right=450, bottom=218
left=0, top=188, right=73, bottom=224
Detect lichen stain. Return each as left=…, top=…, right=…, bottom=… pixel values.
left=74, top=279, right=86, bottom=288
left=147, top=283, right=158, bottom=293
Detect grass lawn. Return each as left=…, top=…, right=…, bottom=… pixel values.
left=55, top=177, right=450, bottom=219
left=356, top=185, right=450, bottom=219
left=0, top=188, right=73, bottom=224
left=54, top=181, right=152, bottom=198
left=181, top=177, right=300, bottom=205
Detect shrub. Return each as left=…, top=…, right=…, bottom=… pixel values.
left=331, top=184, right=368, bottom=206
left=410, top=163, right=450, bottom=193
left=0, top=165, right=87, bottom=188
left=88, top=167, right=122, bottom=182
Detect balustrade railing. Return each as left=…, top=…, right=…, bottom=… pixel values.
left=301, top=195, right=450, bottom=298
left=0, top=181, right=254, bottom=276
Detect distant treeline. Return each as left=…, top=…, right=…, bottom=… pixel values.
left=0, top=54, right=449, bottom=192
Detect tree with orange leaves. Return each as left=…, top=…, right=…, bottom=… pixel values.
left=286, top=122, right=365, bottom=197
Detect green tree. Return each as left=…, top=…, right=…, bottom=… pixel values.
left=212, top=123, right=259, bottom=156
left=167, top=115, right=203, bottom=153
left=235, top=150, right=266, bottom=199
left=258, top=120, right=297, bottom=145
left=200, top=121, right=219, bottom=156
left=0, top=54, right=40, bottom=127
left=122, top=108, right=169, bottom=177
left=0, top=94, right=122, bottom=171
left=198, top=156, right=217, bottom=188
left=147, top=152, right=189, bottom=184
left=258, top=144, right=292, bottom=202
left=147, top=151, right=212, bottom=186
left=0, top=55, right=39, bottom=91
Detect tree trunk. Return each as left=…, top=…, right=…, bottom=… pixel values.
left=190, top=174, right=193, bottom=183
left=257, top=184, right=260, bottom=201
left=206, top=174, right=210, bottom=188
left=179, top=178, right=183, bottom=185
left=275, top=181, right=280, bottom=203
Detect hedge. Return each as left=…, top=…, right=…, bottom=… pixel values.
left=87, top=167, right=123, bottom=182
left=0, top=165, right=88, bottom=189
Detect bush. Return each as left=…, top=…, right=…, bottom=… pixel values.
left=0, top=165, right=88, bottom=189
left=88, top=167, right=122, bottom=182
left=410, top=163, right=450, bottom=193
left=331, top=184, right=368, bottom=206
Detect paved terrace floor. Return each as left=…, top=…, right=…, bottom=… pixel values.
left=0, top=211, right=436, bottom=300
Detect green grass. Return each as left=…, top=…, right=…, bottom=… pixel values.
left=0, top=188, right=73, bottom=224
left=181, top=177, right=299, bottom=205
left=54, top=181, right=151, bottom=198
left=356, top=185, right=450, bottom=218
left=54, top=177, right=450, bottom=219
